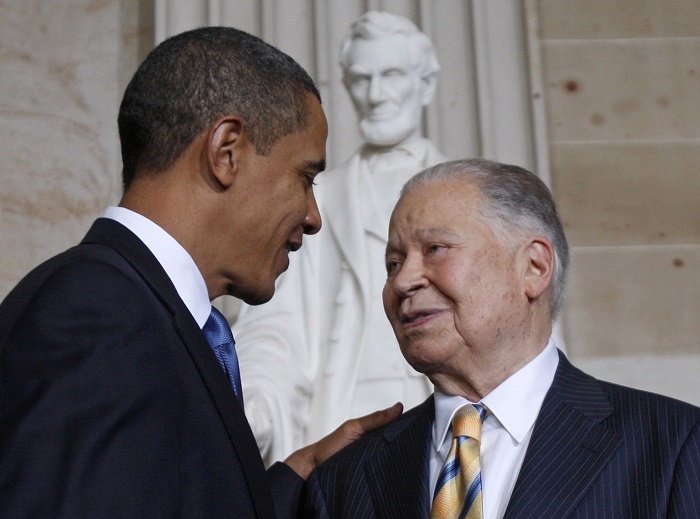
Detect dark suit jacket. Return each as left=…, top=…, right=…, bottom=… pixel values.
left=0, top=218, right=300, bottom=518
left=304, top=351, right=700, bottom=518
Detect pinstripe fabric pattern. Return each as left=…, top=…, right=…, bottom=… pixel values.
left=304, top=350, right=700, bottom=519
left=305, top=398, right=434, bottom=519
left=504, top=352, right=700, bottom=519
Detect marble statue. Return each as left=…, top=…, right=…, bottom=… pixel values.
left=232, top=10, right=447, bottom=465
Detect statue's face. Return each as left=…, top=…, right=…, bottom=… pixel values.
left=343, top=34, right=429, bottom=148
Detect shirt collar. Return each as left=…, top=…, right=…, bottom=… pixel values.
left=432, top=338, right=559, bottom=448
left=102, top=206, right=212, bottom=327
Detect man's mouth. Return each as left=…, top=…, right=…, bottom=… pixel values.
left=399, top=308, right=445, bottom=326
left=286, top=240, right=302, bottom=253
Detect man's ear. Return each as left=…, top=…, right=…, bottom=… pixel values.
left=207, top=115, right=246, bottom=189
left=522, top=236, right=555, bottom=302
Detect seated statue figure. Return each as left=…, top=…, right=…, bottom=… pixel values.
left=233, top=10, right=447, bottom=465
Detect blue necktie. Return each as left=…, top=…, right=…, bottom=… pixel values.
left=202, top=306, right=244, bottom=409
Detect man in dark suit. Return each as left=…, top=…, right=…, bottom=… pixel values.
left=305, top=158, right=700, bottom=519
left=0, top=27, right=400, bottom=518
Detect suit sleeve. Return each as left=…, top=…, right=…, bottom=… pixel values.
left=300, top=468, right=331, bottom=519
left=0, top=259, right=187, bottom=517
left=667, top=420, right=700, bottom=518
left=265, top=461, right=306, bottom=519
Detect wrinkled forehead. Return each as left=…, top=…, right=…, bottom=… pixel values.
left=398, top=177, right=481, bottom=209
left=389, top=179, right=482, bottom=235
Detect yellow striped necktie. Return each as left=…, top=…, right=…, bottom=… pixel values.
left=431, top=404, right=488, bottom=519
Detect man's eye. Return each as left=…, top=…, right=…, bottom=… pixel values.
left=427, top=244, right=444, bottom=254
left=303, top=174, right=317, bottom=187
left=386, top=261, right=401, bottom=274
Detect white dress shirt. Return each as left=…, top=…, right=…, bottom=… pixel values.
left=430, top=338, right=560, bottom=519
left=102, top=207, right=211, bottom=327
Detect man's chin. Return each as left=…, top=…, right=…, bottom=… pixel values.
left=241, top=291, right=274, bottom=306
left=228, top=282, right=275, bottom=306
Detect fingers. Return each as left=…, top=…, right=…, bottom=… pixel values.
left=283, top=402, right=405, bottom=480
left=353, top=402, right=404, bottom=433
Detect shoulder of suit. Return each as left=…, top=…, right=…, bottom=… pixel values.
left=598, top=377, right=700, bottom=416
left=315, top=398, right=434, bottom=474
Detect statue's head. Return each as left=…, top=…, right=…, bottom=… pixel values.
left=339, top=11, right=440, bottom=148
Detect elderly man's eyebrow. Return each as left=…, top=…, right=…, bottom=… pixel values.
left=385, top=226, right=462, bottom=254
left=414, top=227, right=462, bottom=240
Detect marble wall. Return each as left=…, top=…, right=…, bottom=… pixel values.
left=536, top=0, right=700, bottom=404
left=0, top=0, right=153, bottom=299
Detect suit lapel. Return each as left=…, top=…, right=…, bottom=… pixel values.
left=82, top=219, right=276, bottom=519
left=504, top=351, right=622, bottom=519
left=365, top=399, right=434, bottom=519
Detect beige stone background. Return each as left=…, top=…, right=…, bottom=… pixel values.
left=0, top=1, right=153, bottom=298
left=1, top=1, right=698, bottom=404
left=537, top=0, right=700, bottom=404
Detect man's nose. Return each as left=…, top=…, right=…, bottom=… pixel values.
left=392, top=255, right=426, bottom=296
left=303, top=190, right=322, bottom=235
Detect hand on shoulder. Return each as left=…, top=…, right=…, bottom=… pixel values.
left=283, top=402, right=404, bottom=480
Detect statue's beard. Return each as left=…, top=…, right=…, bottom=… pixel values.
left=358, top=114, right=416, bottom=148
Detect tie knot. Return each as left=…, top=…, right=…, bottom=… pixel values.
left=204, top=307, right=234, bottom=349
left=452, top=404, right=487, bottom=441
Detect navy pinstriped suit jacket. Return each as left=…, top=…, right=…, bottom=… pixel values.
left=304, top=351, right=700, bottom=518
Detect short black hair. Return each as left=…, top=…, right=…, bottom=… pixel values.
left=118, top=26, right=321, bottom=190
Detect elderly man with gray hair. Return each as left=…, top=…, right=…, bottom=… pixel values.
left=305, top=158, right=700, bottom=519
left=233, top=10, right=447, bottom=466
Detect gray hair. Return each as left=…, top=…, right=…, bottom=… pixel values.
left=402, top=159, right=570, bottom=320
left=338, top=11, right=440, bottom=80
